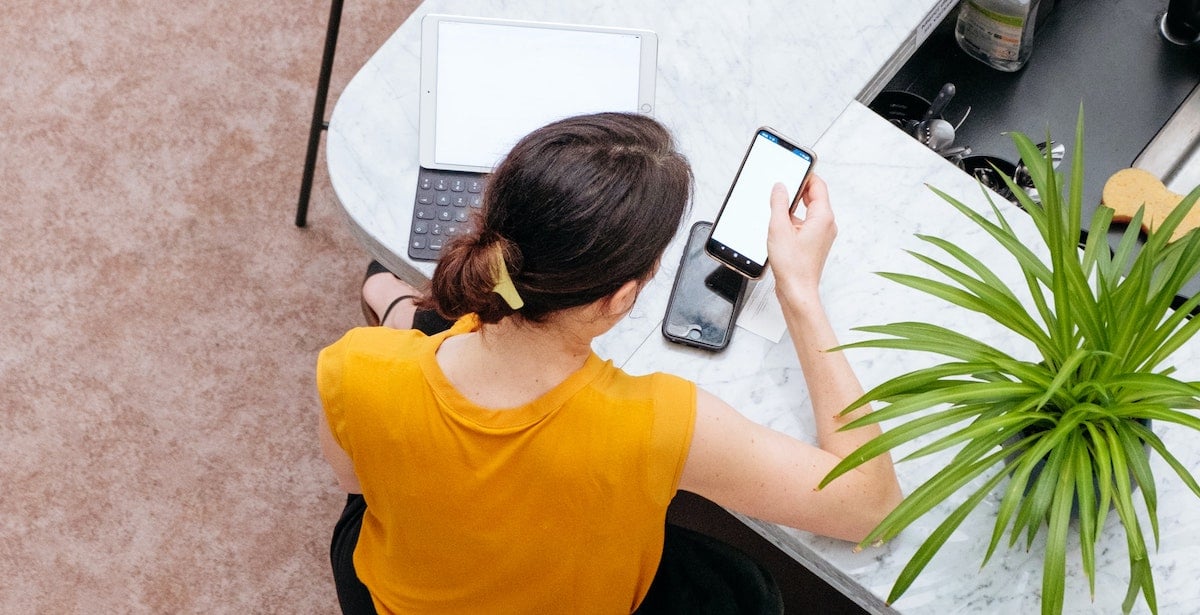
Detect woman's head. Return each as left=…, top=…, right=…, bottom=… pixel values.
left=426, top=112, right=692, bottom=324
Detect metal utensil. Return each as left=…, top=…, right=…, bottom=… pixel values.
left=1014, top=141, right=1066, bottom=200
left=924, top=83, right=956, bottom=121
left=911, top=83, right=957, bottom=150
left=953, top=105, right=972, bottom=131
left=940, top=145, right=972, bottom=166
left=926, top=118, right=956, bottom=153
left=1043, top=140, right=1065, bottom=169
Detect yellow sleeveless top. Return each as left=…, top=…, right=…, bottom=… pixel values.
left=318, top=316, right=696, bottom=614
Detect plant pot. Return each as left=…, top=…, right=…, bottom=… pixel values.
left=1003, top=418, right=1152, bottom=518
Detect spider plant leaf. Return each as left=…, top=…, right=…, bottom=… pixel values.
left=1002, top=134, right=1075, bottom=351
left=859, top=445, right=1011, bottom=547
left=1135, top=561, right=1159, bottom=615
left=1073, top=440, right=1098, bottom=598
left=914, top=233, right=1012, bottom=292
left=1081, top=205, right=1114, bottom=276
left=1010, top=131, right=1051, bottom=202
left=1143, top=182, right=1200, bottom=255
left=1143, top=310, right=1200, bottom=371
left=1034, top=348, right=1091, bottom=411
left=838, top=380, right=1043, bottom=432
left=1017, top=438, right=1070, bottom=549
left=1083, top=422, right=1114, bottom=543
left=876, top=272, right=1054, bottom=352
left=1067, top=107, right=1085, bottom=255
left=1130, top=419, right=1200, bottom=499
left=839, top=361, right=1011, bottom=410
left=838, top=322, right=1020, bottom=367
left=904, top=247, right=1020, bottom=308
left=926, top=184, right=1052, bottom=284
left=1041, top=431, right=1079, bottom=615
left=986, top=416, right=1083, bottom=551
left=1107, top=374, right=1200, bottom=406
left=1106, top=206, right=1147, bottom=282
left=1103, top=425, right=1156, bottom=615
left=885, top=466, right=1010, bottom=604
left=817, top=404, right=991, bottom=477
left=1130, top=286, right=1200, bottom=372
left=1112, top=406, right=1200, bottom=435
left=900, top=411, right=1042, bottom=462
left=1116, top=425, right=1159, bottom=546
left=821, top=383, right=1042, bottom=488
left=903, top=249, right=1047, bottom=340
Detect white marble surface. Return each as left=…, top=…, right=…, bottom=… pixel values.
left=623, top=102, right=1200, bottom=614
left=326, top=2, right=1200, bottom=613
left=326, top=0, right=936, bottom=364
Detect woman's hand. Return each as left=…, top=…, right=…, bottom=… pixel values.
left=766, top=174, right=836, bottom=307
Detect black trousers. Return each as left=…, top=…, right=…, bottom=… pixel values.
left=330, top=494, right=782, bottom=615
left=329, top=308, right=782, bottom=613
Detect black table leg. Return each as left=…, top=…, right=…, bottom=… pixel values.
left=296, top=0, right=345, bottom=227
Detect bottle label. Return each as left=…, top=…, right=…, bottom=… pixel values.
left=958, top=1, right=1026, bottom=61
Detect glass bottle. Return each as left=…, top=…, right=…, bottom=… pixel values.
left=954, top=0, right=1042, bottom=72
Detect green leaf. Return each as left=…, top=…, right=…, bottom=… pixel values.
left=877, top=272, right=1055, bottom=353
left=1102, top=424, right=1155, bottom=614
left=1073, top=440, right=1098, bottom=598
left=901, top=411, right=1041, bottom=462
left=1041, top=430, right=1079, bottom=615
left=1116, top=426, right=1158, bottom=547
left=926, top=184, right=1052, bottom=285
left=839, top=321, right=1018, bottom=364
left=886, top=466, right=1010, bottom=603
left=1130, top=420, right=1200, bottom=499
left=820, top=382, right=1043, bottom=487
left=857, top=445, right=1010, bottom=547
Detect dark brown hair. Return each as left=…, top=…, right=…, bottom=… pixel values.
left=423, top=112, right=692, bottom=324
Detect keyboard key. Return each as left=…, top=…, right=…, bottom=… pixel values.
left=410, top=171, right=489, bottom=262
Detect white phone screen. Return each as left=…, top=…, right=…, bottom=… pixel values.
left=710, top=131, right=813, bottom=267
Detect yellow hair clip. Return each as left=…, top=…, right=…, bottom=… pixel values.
left=491, top=246, right=524, bottom=310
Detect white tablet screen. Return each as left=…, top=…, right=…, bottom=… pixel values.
left=433, top=21, right=645, bottom=170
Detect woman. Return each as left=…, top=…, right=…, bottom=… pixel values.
left=318, top=113, right=902, bottom=614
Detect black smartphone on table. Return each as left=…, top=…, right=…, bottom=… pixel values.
left=662, top=221, right=748, bottom=351
left=706, top=127, right=817, bottom=279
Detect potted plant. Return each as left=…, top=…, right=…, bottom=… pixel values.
left=821, top=111, right=1200, bottom=615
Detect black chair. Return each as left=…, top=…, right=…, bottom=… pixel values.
left=296, top=0, right=345, bottom=227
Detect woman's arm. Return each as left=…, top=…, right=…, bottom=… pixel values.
left=320, top=410, right=362, bottom=494
left=678, top=176, right=902, bottom=543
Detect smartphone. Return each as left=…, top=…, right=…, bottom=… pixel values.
left=706, top=127, right=816, bottom=278
left=662, top=221, right=748, bottom=351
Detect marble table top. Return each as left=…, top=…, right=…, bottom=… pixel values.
left=326, top=0, right=936, bottom=364
left=624, top=101, right=1200, bottom=615
left=326, top=2, right=1200, bottom=613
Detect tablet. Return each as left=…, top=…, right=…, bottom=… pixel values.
left=418, top=14, right=658, bottom=173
